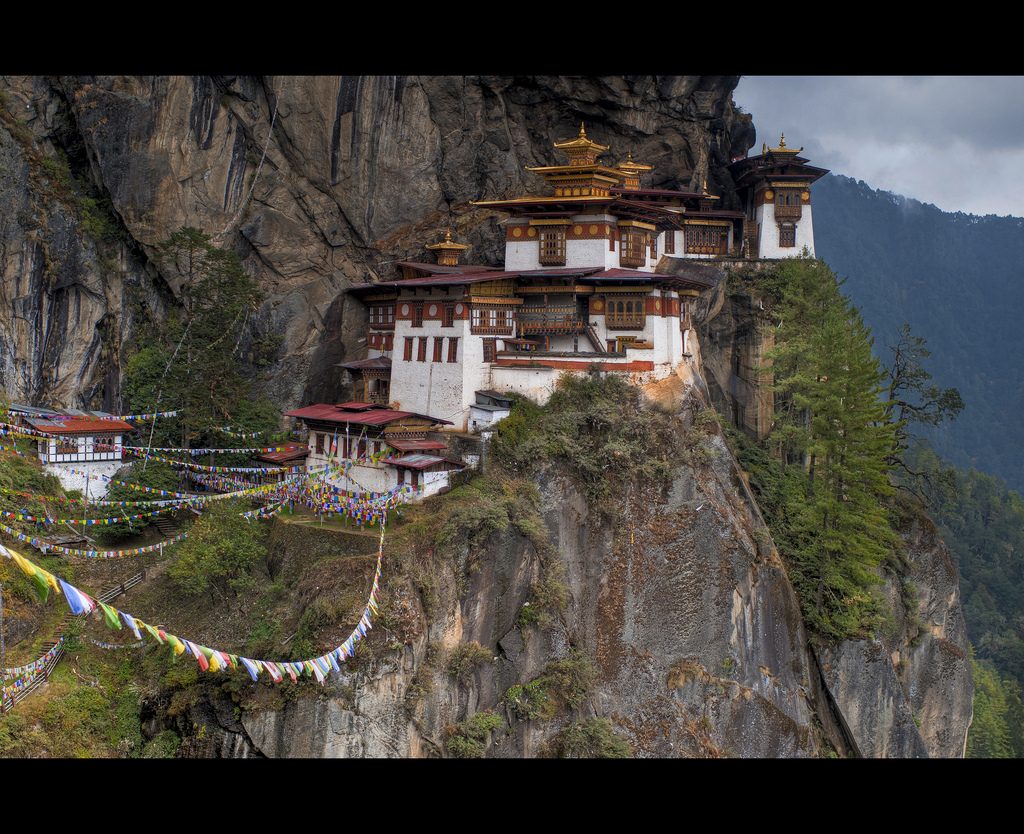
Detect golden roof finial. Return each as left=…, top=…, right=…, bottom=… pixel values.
left=426, top=228, right=470, bottom=252
left=762, top=142, right=767, bottom=155
left=551, top=122, right=610, bottom=166
left=426, top=227, right=470, bottom=265
left=702, top=179, right=709, bottom=195
left=767, top=133, right=801, bottom=155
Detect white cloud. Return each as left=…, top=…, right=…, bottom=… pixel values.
left=734, top=76, right=1024, bottom=217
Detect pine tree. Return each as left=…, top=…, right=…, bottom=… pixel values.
left=122, top=228, right=279, bottom=451
left=766, top=258, right=898, bottom=640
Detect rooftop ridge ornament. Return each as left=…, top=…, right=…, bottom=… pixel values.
left=552, top=121, right=610, bottom=166
left=767, top=132, right=803, bottom=155
left=616, top=151, right=654, bottom=190
left=425, top=228, right=470, bottom=266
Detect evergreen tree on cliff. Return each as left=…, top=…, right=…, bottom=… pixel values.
left=763, top=258, right=898, bottom=640
left=122, top=228, right=278, bottom=449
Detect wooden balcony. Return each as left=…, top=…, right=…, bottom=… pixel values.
left=471, top=324, right=514, bottom=336
left=518, top=305, right=583, bottom=334
left=605, top=314, right=645, bottom=330
left=774, top=204, right=802, bottom=220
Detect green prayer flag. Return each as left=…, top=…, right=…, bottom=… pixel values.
left=98, top=601, right=122, bottom=630
left=30, top=568, right=49, bottom=603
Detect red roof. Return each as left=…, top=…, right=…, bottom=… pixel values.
left=27, top=417, right=135, bottom=434
left=387, top=439, right=448, bottom=453
left=382, top=454, right=465, bottom=471
left=256, top=443, right=309, bottom=464
left=394, top=262, right=498, bottom=275
left=334, top=401, right=378, bottom=411
left=337, top=357, right=392, bottom=372
left=285, top=403, right=452, bottom=427
left=349, top=266, right=606, bottom=292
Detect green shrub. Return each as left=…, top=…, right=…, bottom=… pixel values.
left=446, top=641, right=492, bottom=684
left=167, top=499, right=269, bottom=598
left=445, top=710, right=505, bottom=759
left=142, top=730, right=181, bottom=759
left=491, top=374, right=682, bottom=502
left=547, top=718, right=632, bottom=758
left=503, top=649, right=596, bottom=722
left=542, top=649, right=596, bottom=711
left=503, top=679, right=554, bottom=721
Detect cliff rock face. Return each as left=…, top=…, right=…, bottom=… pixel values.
left=230, top=378, right=829, bottom=758
left=696, top=278, right=974, bottom=758
left=815, top=507, right=973, bottom=758
left=0, top=75, right=753, bottom=408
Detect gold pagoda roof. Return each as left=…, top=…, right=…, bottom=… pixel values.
left=763, top=133, right=803, bottom=156
left=617, top=152, right=654, bottom=175
left=425, top=229, right=470, bottom=252
left=554, top=122, right=610, bottom=153
left=548, top=122, right=610, bottom=167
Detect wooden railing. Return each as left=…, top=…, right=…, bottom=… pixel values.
left=1, top=571, right=145, bottom=713
left=518, top=306, right=585, bottom=335
left=774, top=204, right=802, bottom=220
left=605, top=314, right=645, bottom=330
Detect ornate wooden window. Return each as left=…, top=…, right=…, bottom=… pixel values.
left=412, top=302, right=424, bottom=328
left=774, top=189, right=802, bottom=219
left=538, top=227, right=566, bottom=266
left=316, top=432, right=325, bottom=454
left=664, top=231, right=675, bottom=255
left=649, top=234, right=658, bottom=260
left=404, top=336, right=414, bottom=362
left=369, top=304, right=394, bottom=329
left=620, top=228, right=647, bottom=268
left=57, top=437, right=78, bottom=455
left=383, top=334, right=394, bottom=352
left=778, top=224, right=796, bottom=248
left=471, top=306, right=514, bottom=335
left=442, top=302, right=455, bottom=328
left=432, top=336, right=443, bottom=363
left=684, top=225, right=728, bottom=255
left=417, top=336, right=428, bottom=362
left=482, top=338, right=497, bottom=362
left=605, top=296, right=646, bottom=330
left=447, top=337, right=459, bottom=363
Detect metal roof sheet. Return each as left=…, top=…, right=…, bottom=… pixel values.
left=285, top=403, right=452, bottom=427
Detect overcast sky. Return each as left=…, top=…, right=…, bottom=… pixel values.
left=733, top=76, right=1024, bottom=218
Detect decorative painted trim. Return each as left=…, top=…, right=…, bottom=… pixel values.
left=494, top=358, right=655, bottom=372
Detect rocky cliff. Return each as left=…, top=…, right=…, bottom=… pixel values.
left=0, top=76, right=973, bottom=757
left=132, top=364, right=971, bottom=758
left=147, top=375, right=838, bottom=758
left=695, top=271, right=974, bottom=758
left=0, top=75, right=753, bottom=408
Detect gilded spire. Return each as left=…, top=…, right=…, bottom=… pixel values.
left=767, top=133, right=802, bottom=155
left=616, top=151, right=654, bottom=190
left=426, top=228, right=470, bottom=266
left=552, top=122, right=610, bottom=166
